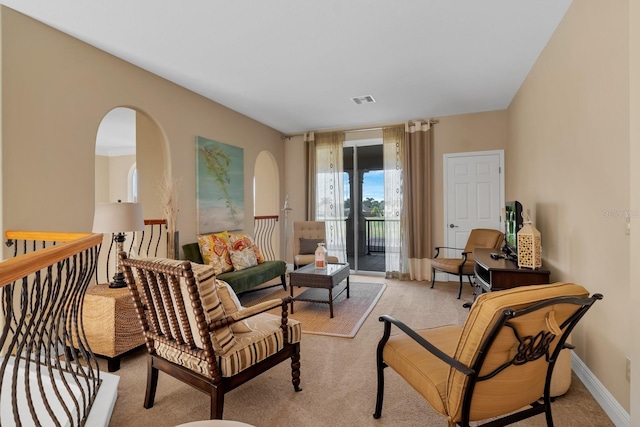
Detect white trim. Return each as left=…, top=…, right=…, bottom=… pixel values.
left=572, top=352, right=630, bottom=427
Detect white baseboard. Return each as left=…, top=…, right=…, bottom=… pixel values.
left=571, top=352, right=630, bottom=427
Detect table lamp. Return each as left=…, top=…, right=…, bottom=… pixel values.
left=92, top=201, right=145, bottom=288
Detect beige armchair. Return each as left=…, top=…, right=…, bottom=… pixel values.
left=374, top=282, right=603, bottom=426
left=293, top=221, right=339, bottom=269
left=430, top=228, right=504, bottom=299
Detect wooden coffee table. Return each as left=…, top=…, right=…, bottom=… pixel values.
left=288, top=263, right=350, bottom=318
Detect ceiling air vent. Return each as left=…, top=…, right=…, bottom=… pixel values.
left=351, top=95, right=375, bottom=105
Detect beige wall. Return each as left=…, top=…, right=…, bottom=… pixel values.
left=94, top=155, right=109, bottom=203
left=431, top=110, right=508, bottom=247
left=0, top=7, right=284, bottom=253
left=508, top=0, right=630, bottom=412
left=108, top=154, right=136, bottom=203
left=630, top=0, right=640, bottom=421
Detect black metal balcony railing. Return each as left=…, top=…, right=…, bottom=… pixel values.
left=366, top=218, right=386, bottom=254
left=96, top=219, right=169, bottom=285
left=254, top=215, right=279, bottom=261
left=2, top=231, right=103, bottom=426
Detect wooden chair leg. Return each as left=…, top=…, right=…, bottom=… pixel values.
left=144, top=356, right=159, bottom=409
left=210, top=386, right=224, bottom=419
left=291, top=344, right=302, bottom=392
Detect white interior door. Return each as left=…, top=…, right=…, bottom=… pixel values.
left=442, top=150, right=504, bottom=280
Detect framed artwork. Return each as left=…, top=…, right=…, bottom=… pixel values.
left=196, top=136, right=244, bottom=233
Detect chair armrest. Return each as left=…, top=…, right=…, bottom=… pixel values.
left=378, top=315, right=474, bottom=376
left=233, top=298, right=291, bottom=321
left=433, top=246, right=464, bottom=258
left=208, top=297, right=293, bottom=332
left=460, top=251, right=470, bottom=266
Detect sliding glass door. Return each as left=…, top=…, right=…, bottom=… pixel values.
left=343, top=141, right=385, bottom=273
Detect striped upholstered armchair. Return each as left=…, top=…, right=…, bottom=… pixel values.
left=120, top=254, right=302, bottom=420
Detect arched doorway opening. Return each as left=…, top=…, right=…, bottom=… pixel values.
left=254, top=151, right=281, bottom=261
left=94, top=106, right=170, bottom=282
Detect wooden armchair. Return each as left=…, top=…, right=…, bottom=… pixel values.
left=374, top=282, right=602, bottom=427
left=430, top=228, right=504, bottom=299
left=120, top=254, right=302, bottom=420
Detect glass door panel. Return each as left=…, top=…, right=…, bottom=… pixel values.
left=343, top=143, right=384, bottom=273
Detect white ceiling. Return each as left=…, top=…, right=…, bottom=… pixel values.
left=1, top=0, right=573, bottom=138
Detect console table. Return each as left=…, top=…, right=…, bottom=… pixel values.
left=473, top=248, right=550, bottom=297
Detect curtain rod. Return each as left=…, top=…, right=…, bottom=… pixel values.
left=281, top=118, right=439, bottom=140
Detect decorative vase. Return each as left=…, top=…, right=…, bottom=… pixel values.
left=315, top=243, right=327, bottom=268
left=167, top=230, right=179, bottom=259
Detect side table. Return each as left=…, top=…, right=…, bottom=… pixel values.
left=77, top=284, right=145, bottom=372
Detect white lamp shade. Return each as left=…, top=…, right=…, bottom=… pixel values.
left=92, top=202, right=145, bottom=233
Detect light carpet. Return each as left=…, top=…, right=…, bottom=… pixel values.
left=107, top=277, right=614, bottom=427
left=240, top=281, right=386, bottom=338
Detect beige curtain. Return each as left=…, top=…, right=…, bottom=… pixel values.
left=382, top=126, right=407, bottom=278
left=305, top=132, right=316, bottom=219
left=404, top=121, right=432, bottom=280
left=314, top=132, right=347, bottom=263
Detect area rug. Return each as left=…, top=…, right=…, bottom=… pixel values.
left=240, top=281, right=386, bottom=338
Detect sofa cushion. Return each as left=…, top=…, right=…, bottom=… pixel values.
left=197, top=232, right=233, bottom=275
left=154, top=312, right=301, bottom=378
left=217, top=260, right=286, bottom=294
left=183, top=242, right=204, bottom=264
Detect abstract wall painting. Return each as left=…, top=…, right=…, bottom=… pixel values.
left=196, top=136, right=244, bottom=234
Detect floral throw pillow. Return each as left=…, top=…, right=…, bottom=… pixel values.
left=197, top=232, right=233, bottom=275
left=229, top=233, right=265, bottom=264
left=230, top=247, right=258, bottom=271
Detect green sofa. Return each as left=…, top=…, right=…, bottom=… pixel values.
left=182, top=242, right=287, bottom=295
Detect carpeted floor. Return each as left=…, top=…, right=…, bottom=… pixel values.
left=106, top=276, right=614, bottom=427
left=240, top=281, right=386, bottom=337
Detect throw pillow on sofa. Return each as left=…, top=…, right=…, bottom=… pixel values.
left=229, top=233, right=265, bottom=264
left=230, top=247, right=258, bottom=271
left=198, top=232, right=234, bottom=275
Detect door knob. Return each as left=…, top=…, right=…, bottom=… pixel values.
left=449, top=224, right=459, bottom=228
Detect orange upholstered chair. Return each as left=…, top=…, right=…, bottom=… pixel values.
left=430, top=228, right=504, bottom=298
left=374, top=282, right=602, bottom=427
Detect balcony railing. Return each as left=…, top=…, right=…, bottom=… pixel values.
left=95, top=219, right=169, bottom=285
left=366, top=218, right=386, bottom=254
left=254, top=215, right=279, bottom=261
left=1, top=232, right=104, bottom=426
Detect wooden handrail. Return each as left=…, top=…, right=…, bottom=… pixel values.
left=254, top=215, right=279, bottom=220
left=144, top=219, right=167, bottom=226
left=0, top=233, right=102, bottom=288
left=5, top=230, right=94, bottom=243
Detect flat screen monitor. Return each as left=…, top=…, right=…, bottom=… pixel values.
left=504, top=201, right=523, bottom=257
